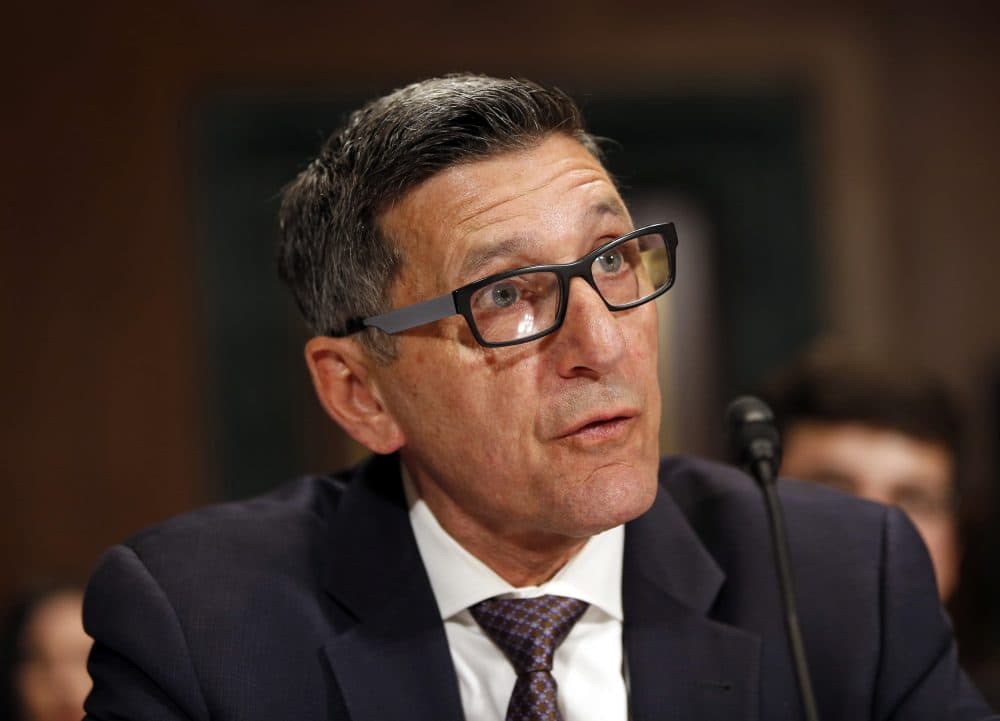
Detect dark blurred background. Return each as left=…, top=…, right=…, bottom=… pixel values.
left=2, top=0, right=998, bottom=684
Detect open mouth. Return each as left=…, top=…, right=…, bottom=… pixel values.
left=560, top=412, right=635, bottom=440
left=579, top=416, right=626, bottom=432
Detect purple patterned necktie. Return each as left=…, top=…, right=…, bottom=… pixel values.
left=470, top=594, right=589, bottom=721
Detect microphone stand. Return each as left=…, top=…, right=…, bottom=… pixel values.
left=727, top=397, right=821, bottom=721
left=750, top=456, right=821, bottom=721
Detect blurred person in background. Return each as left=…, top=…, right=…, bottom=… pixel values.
left=0, top=584, right=91, bottom=721
left=761, top=344, right=963, bottom=601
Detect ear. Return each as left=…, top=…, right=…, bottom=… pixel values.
left=304, top=336, right=405, bottom=455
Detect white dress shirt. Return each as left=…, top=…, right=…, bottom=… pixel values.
left=405, top=473, right=629, bottom=721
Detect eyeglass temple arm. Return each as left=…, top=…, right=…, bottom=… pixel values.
left=359, top=292, right=458, bottom=335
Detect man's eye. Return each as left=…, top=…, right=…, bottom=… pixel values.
left=596, top=250, right=624, bottom=273
left=490, top=282, right=519, bottom=308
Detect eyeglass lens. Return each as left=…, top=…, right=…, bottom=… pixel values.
left=468, top=231, right=671, bottom=343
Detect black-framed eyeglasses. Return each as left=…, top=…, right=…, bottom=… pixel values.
left=330, top=222, right=678, bottom=348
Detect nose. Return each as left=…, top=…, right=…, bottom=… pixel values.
left=552, top=276, right=626, bottom=378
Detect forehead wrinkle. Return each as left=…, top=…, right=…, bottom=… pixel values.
left=451, top=156, right=612, bottom=232
left=456, top=195, right=630, bottom=281
left=387, top=138, right=628, bottom=295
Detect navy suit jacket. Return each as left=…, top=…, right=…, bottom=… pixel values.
left=83, top=454, right=996, bottom=720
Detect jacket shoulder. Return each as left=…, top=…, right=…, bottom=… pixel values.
left=657, top=454, right=901, bottom=621
left=659, top=453, right=889, bottom=545
left=83, top=459, right=386, bottom=719
left=124, top=473, right=346, bottom=569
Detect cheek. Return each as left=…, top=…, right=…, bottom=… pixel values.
left=627, top=304, right=660, bottom=359
left=394, top=342, right=537, bottom=445
left=627, top=311, right=662, bottom=403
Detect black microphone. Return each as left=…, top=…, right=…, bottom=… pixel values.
left=725, top=396, right=821, bottom=721
left=725, top=395, right=782, bottom=483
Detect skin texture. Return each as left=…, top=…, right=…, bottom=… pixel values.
left=15, top=591, right=92, bottom=721
left=781, top=422, right=959, bottom=600
left=306, top=134, right=662, bottom=586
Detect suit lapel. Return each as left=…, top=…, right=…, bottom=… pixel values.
left=624, top=482, right=761, bottom=721
left=320, top=454, right=465, bottom=721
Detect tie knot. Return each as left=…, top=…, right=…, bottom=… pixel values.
left=470, top=595, right=589, bottom=674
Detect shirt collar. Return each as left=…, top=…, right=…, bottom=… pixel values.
left=403, top=462, right=624, bottom=622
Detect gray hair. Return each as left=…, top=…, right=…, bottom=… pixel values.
left=277, top=73, right=601, bottom=362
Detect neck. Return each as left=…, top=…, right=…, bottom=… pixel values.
left=403, top=464, right=587, bottom=587
left=447, top=524, right=587, bottom=588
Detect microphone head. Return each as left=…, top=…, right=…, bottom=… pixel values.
left=724, top=395, right=782, bottom=476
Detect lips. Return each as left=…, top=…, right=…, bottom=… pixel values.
left=557, top=407, right=639, bottom=439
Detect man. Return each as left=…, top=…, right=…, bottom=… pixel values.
left=762, top=348, right=962, bottom=601
left=82, top=75, right=996, bottom=720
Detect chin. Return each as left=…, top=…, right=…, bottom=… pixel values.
left=561, top=463, right=659, bottom=537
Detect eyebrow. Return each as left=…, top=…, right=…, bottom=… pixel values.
left=457, top=200, right=629, bottom=282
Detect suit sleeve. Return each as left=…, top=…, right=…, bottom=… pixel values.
left=83, top=544, right=210, bottom=721
left=874, top=507, right=998, bottom=720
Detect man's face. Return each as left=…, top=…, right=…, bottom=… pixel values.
left=781, top=422, right=959, bottom=600
left=370, top=134, right=662, bottom=550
